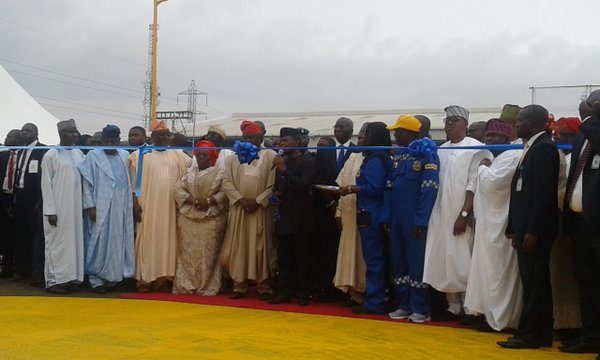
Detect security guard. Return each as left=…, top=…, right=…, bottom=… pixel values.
left=383, top=115, right=440, bottom=323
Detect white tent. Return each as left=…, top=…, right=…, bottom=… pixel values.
left=0, top=64, right=59, bottom=144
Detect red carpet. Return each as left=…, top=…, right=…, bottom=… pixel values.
left=120, top=291, right=461, bottom=328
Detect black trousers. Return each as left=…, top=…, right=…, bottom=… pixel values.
left=13, top=195, right=45, bottom=280
left=310, top=204, right=340, bottom=294
left=571, top=224, right=600, bottom=344
left=0, top=193, right=15, bottom=275
left=277, top=233, right=310, bottom=298
left=515, top=239, right=554, bottom=344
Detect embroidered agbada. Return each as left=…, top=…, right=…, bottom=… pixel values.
left=220, top=149, right=277, bottom=286
left=172, top=165, right=228, bottom=295
left=333, top=152, right=366, bottom=294
left=129, top=149, right=190, bottom=283
left=78, top=149, right=135, bottom=287
left=464, top=149, right=523, bottom=330
left=423, top=137, right=491, bottom=293
left=41, top=149, right=85, bottom=287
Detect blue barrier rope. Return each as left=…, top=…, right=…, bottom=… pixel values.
left=0, top=142, right=574, bottom=197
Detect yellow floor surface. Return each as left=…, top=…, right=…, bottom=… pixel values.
left=0, top=296, right=593, bottom=359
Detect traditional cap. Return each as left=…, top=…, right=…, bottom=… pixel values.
left=57, top=119, right=78, bottom=132
left=297, top=127, right=310, bottom=136
left=444, top=105, right=469, bottom=122
left=500, top=104, right=521, bottom=121
left=240, top=120, right=262, bottom=136
left=208, top=124, right=226, bottom=140
left=194, top=140, right=218, bottom=166
left=485, top=119, right=512, bottom=139
left=151, top=119, right=170, bottom=133
left=101, top=124, right=121, bottom=138
left=552, top=117, right=581, bottom=134
left=387, top=115, right=421, bottom=132
left=280, top=127, right=301, bottom=137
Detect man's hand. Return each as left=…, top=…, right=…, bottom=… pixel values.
left=194, top=198, right=209, bottom=211
left=273, top=155, right=286, bottom=173
left=413, top=226, right=428, bottom=240
left=479, top=158, right=492, bottom=167
left=383, top=223, right=391, bottom=234
left=337, top=186, right=353, bottom=197
left=241, top=198, right=259, bottom=213
left=133, top=202, right=142, bottom=223
left=453, top=215, right=468, bottom=236
left=88, top=207, right=97, bottom=222
left=48, top=215, right=57, bottom=227
left=522, top=233, right=538, bottom=253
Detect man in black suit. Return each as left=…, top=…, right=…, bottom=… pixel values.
left=560, top=90, right=600, bottom=354
left=311, top=117, right=355, bottom=302
left=12, top=123, right=47, bottom=286
left=0, top=130, right=23, bottom=278
left=498, top=104, right=559, bottom=349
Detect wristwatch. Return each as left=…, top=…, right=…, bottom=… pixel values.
left=460, top=210, right=469, bottom=218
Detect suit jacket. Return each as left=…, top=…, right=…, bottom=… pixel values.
left=507, top=132, right=559, bottom=246
left=314, top=142, right=356, bottom=208
left=13, top=142, right=47, bottom=208
left=563, top=115, right=600, bottom=237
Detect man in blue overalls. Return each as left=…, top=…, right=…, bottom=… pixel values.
left=383, top=115, right=440, bottom=323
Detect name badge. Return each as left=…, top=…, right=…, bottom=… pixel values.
left=516, top=177, right=523, bottom=192
left=28, top=160, right=39, bottom=174
left=592, top=154, right=600, bottom=170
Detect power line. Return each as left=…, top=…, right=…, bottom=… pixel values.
left=39, top=103, right=142, bottom=122
left=7, top=68, right=142, bottom=99
left=32, top=94, right=141, bottom=117
left=0, top=58, right=144, bottom=94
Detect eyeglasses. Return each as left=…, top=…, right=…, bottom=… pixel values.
left=443, top=117, right=464, bottom=124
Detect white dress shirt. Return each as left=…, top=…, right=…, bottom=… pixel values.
left=569, top=116, right=592, bottom=213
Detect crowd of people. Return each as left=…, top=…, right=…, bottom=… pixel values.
left=1, top=90, right=600, bottom=354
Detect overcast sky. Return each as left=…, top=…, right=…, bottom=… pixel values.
left=1, top=0, right=599, bottom=134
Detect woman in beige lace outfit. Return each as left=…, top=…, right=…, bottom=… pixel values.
left=173, top=141, right=228, bottom=295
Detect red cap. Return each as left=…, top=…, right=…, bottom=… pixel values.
left=240, top=120, right=262, bottom=136
left=552, top=117, right=581, bottom=135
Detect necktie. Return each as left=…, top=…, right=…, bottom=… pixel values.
left=7, top=151, right=16, bottom=191
left=337, top=147, right=346, bottom=171
left=564, top=141, right=591, bottom=205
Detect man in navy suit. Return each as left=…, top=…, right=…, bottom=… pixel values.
left=499, top=105, right=559, bottom=349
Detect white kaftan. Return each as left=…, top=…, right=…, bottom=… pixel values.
left=464, top=149, right=523, bottom=330
left=41, top=149, right=85, bottom=287
left=423, top=137, right=491, bottom=293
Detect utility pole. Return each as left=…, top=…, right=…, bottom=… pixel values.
left=150, top=0, right=169, bottom=125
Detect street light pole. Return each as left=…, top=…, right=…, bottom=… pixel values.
left=151, top=0, right=169, bottom=125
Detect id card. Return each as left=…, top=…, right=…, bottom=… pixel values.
left=28, top=160, right=39, bottom=174
left=592, top=154, right=600, bottom=170
left=516, top=177, right=523, bottom=192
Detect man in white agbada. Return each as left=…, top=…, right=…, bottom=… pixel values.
left=464, top=119, right=523, bottom=330
left=78, top=125, right=135, bottom=293
left=41, top=119, right=85, bottom=294
left=423, top=105, right=492, bottom=317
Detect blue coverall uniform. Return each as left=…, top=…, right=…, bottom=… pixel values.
left=356, top=150, right=390, bottom=314
left=383, top=139, right=440, bottom=315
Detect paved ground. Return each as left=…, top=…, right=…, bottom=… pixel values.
left=0, top=276, right=130, bottom=298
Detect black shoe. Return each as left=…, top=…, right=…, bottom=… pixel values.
left=229, top=291, right=244, bottom=299
left=91, top=286, right=107, bottom=294
left=351, top=306, right=383, bottom=315
left=259, top=292, right=271, bottom=301
left=0, top=271, right=14, bottom=279
left=558, top=340, right=600, bottom=354
left=438, top=310, right=462, bottom=322
left=297, top=296, right=310, bottom=306
left=47, top=285, right=68, bottom=294
left=497, top=337, right=540, bottom=349
left=30, top=278, right=45, bottom=288
left=313, top=292, right=338, bottom=303
left=459, top=314, right=485, bottom=327
left=267, top=295, right=292, bottom=304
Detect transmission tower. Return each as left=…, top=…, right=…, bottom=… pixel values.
left=177, top=80, right=208, bottom=139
